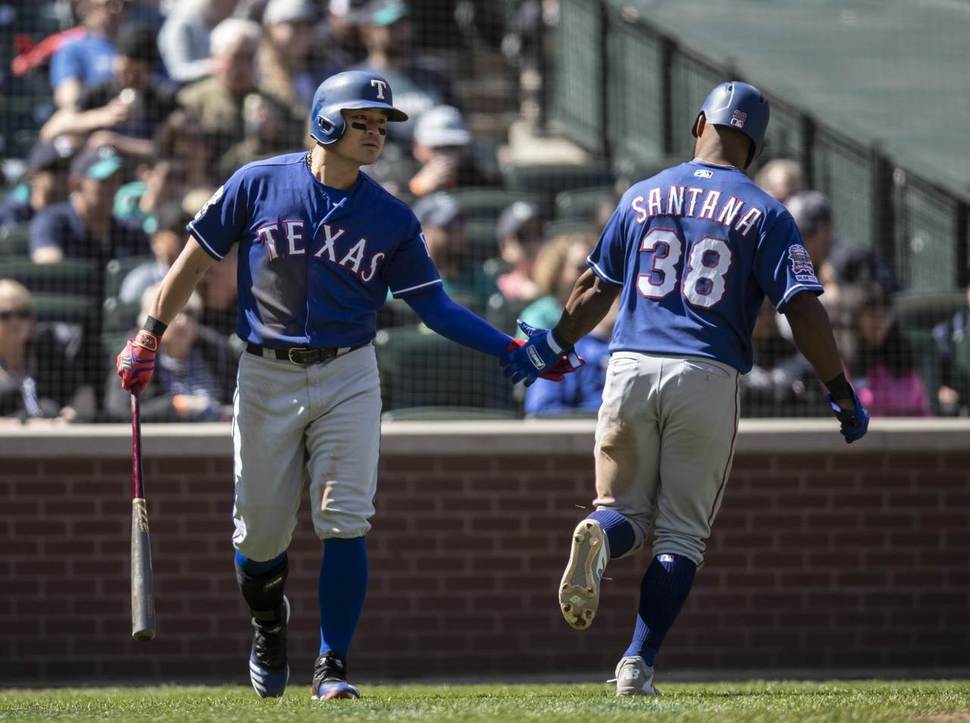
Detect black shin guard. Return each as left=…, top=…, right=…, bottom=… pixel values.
left=235, top=557, right=288, bottom=622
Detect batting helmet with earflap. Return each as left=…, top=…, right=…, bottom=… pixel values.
left=692, top=81, right=769, bottom=166
left=309, top=70, right=408, bottom=146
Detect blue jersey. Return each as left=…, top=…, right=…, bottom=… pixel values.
left=587, top=160, right=822, bottom=373
left=188, top=152, right=441, bottom=347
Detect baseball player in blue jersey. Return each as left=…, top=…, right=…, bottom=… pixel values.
left=115, top=70, right=577, bottom=700
left=504, top=82, right=870, bottom=695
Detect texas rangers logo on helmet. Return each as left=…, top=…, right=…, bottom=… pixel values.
left=729, top=109, right=747, bottom=129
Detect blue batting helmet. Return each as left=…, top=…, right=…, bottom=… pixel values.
left=308, top=70, right=408, bottom=145
left=692, top=81, right=769, bottom=165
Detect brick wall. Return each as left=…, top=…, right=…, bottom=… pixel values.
left=1, top=422, right=969, bottom=683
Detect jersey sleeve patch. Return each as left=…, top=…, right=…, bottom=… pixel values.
left=787, top=243, right=819, bottom=284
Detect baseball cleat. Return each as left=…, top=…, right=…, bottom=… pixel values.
left=311, top=651, right=360, bottom=700
left=558, top=518, right=608, bottom=630
left=613, top=655, right=658, bottom=696
left=249, top=596, right=290, bottom=698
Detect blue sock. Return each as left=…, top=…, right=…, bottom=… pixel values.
left=319, top=537, right=368, bottom=657
left=623, top=553, right=697, bottom=665
left=588, top=509, right=637, bottom=559
left=235, top=550, right=286, bottom=576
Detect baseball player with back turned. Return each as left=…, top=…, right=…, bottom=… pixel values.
left=504, top=81, right=870, bottom=695
left=115, top=71, right=577, bottom=700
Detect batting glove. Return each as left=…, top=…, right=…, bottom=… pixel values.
left=501, top=320, right=584, bottom=386
left=116, top=330, right=161, bottom=395
left=828, top=392, right=870, bottom=444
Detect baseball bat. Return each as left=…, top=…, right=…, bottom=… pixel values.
left=130, top=393, right=156, bottom=641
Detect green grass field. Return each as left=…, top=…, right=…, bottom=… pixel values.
left=2, top=681, right=969, bottom=722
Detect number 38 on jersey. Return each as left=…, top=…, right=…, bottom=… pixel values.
left=637, top=228, right=732, bottom=309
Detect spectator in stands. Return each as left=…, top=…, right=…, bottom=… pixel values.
left=413, top=192, right=496, bottom=312
left=0, top=139, right=76, bottom=229
left=41, top=24, right=178, bottom=156
left=30, top=146, right=150, bottom=265
left=178, top=18, right=300, bottom=171
left=259, top=0, right=339, bottom=116
left=154, top=109, right=215, bottom=188
left=104, top=286, right=233, bottom=421
left=50, top=0, right=126, bottom=109
left=755, top=158, right=804, bottom=204
left=114, top=157, right=188, bottom=234
left=354, top=0, right=457, bottom=140
left=742, top=302, right=820, bottom=416
left=118, top=203, right=191, bottom=304
left=848, top=283, right=930, bottom=417
left=326, top=0, right=369, bottom=66
left=518, top=230, right=597, bottom=333
left=495, top=200, right=545, bottom=301
left=787, top=190, right=899, bottom=310
left=524, top=303, right=616, bottom=417
left=0, top=279, right=93, bottom=423
left=158, top=0, right=240, bottom=84
left=217, top=93, right=298, bottom=179
left=932, top=284, right=970, bottom=416
left=405, top=105, right=493, bottom=196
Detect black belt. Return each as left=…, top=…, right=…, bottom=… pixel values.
left=245, top=342, right=369, bottom=366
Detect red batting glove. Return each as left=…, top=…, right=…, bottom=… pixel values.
left=116, top=330, right=160, bottom=394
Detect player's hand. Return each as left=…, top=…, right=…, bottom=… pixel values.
left=828, top=392, right=870, bottom=444
left=116, top=330, right=160, bottom=395
left=501, top=320, right=585, bottom=386
left=502, top=338, right=567, bottom=382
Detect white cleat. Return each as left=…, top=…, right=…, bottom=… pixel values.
left=558, top=518, right=608, bottom=630
left=613, top=655, right=658, bottom=696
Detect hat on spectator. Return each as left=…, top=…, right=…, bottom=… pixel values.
left=497, top=201, right=540, bottom=240
left=361, top=0, right=409, bottom=26
left=786, top=191, right=833, bottom=234
left=26, top=137, right=75, bottom=174
left=116, top=24, right=159, bottom=66
left=414, top=106, right=471, bottom=148
left=263, top=0, right=319, bottom=25
left=414, top=192, right=462, bottom=229
left=71, top=146, right=123, bottom=181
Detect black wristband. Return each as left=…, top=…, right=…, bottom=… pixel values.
left=143, top=315, right=168, bottom=338
left=549, top=327, right=574, bottom=354
left=824, top=372, right=853, bottom=400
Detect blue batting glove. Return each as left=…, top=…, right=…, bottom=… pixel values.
left=504, top=320, right=570, bottom=386
left=828, top=392, right=870, bottom=444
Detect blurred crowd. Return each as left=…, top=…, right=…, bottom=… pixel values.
left=1, top=0, right=968, bottom=423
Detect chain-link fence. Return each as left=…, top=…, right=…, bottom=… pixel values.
left=1, top=0, right=968, bottom=423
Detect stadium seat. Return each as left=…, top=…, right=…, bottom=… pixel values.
left=375, top=325, right=517, bottom=412
left=554, top=185, right=616, bottom=221
left=466, top=218, right=499, bottom=260
left=501, top=161, right=613, bottom=198
left=451, top=187, right=543, bottom=222
left=0, top=258, right=99, bottom=296
left=893, top=291, right=967, bottom=332
left=485, top=294, right=532, bottom=336
left=0, top=223, right=30, bottom=257
left=102, top=296, right=142, bottom=333
left=381, top=406, right=520, bottom=421
left=104, top=256, right=154, bottom=299
left=31, top=292, right=98, bottom=325
left=543, top=219, right=598, bottom=239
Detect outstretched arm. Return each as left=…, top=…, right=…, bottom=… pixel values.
left=783, top=291, right=869, bottom=443
left=783, top=291, right=851, bottom=407
left=116, top=238, right=216, bottom=394
left=404, top=284, right=512, bottom=357
left=552, top=269, right=621, bottom=347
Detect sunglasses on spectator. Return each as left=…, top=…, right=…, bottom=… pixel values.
left=0, top=308, right=33, bottom=321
